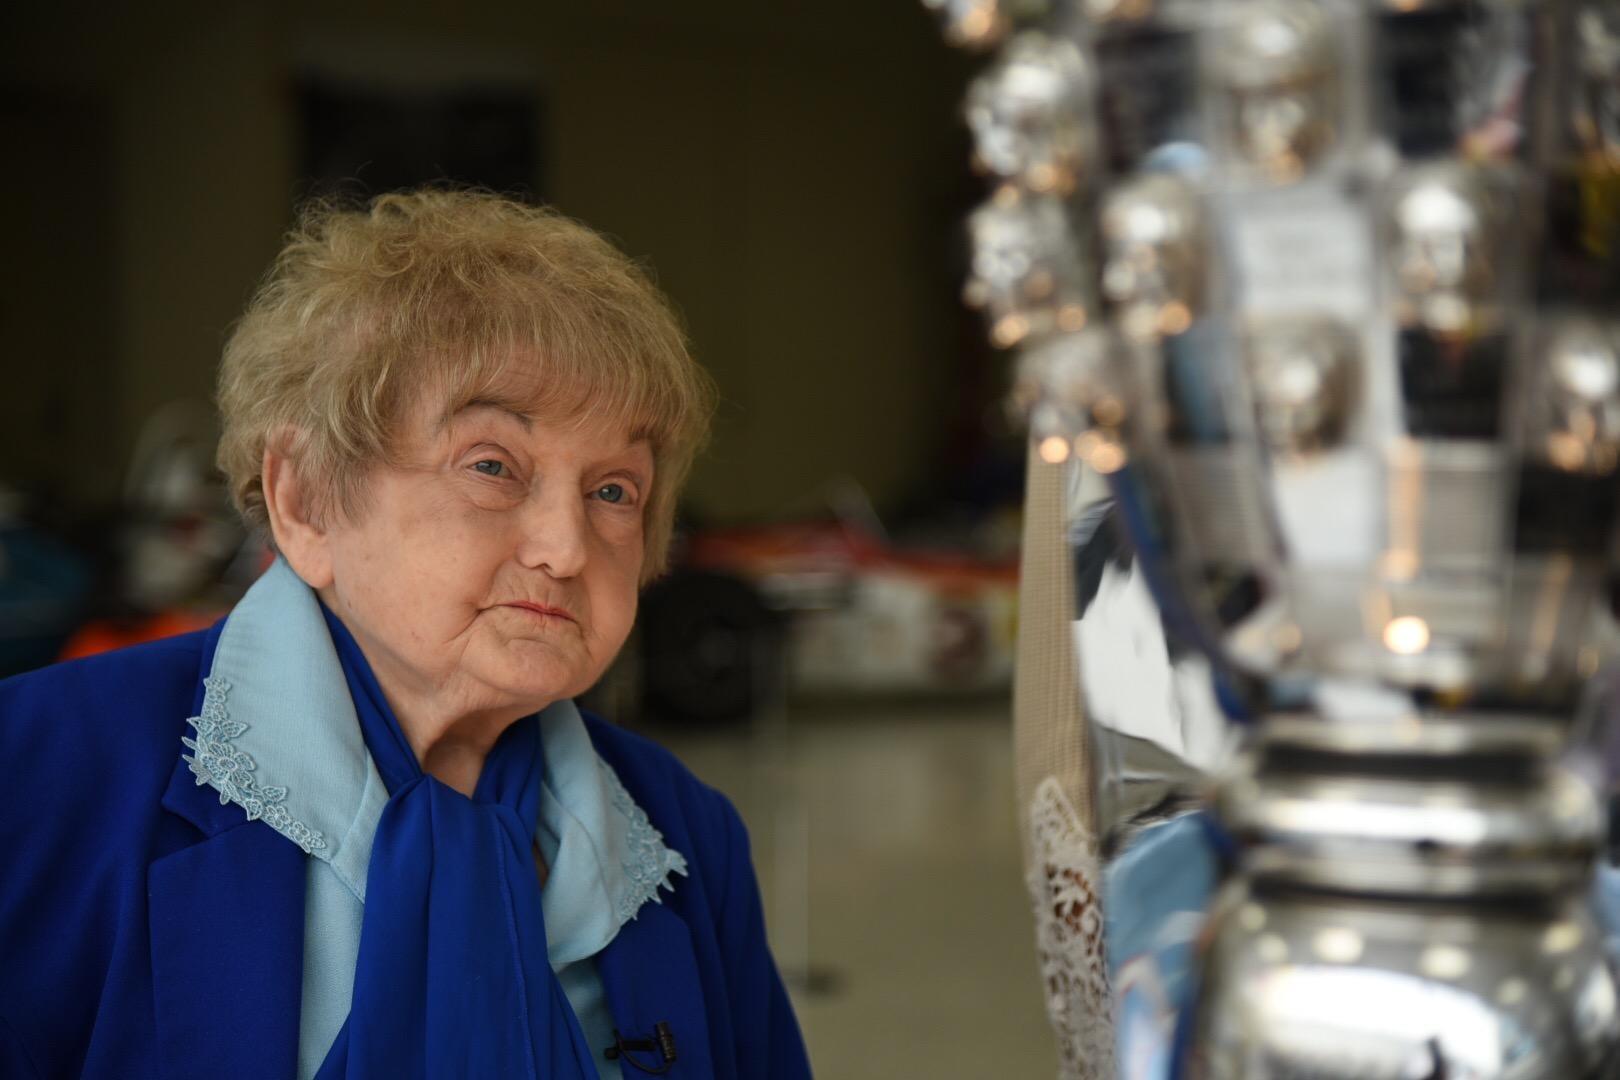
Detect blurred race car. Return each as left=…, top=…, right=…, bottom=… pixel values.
left=636, top=516, right=1018, bottom=725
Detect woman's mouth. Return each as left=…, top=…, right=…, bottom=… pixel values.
left=501, top=601, right=576, bottom=622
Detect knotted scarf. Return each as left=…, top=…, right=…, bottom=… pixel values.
left=313, top=607, right=600, bottom=1079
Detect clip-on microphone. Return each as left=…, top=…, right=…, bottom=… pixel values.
left=604, top=1022, right=678, bottom=1075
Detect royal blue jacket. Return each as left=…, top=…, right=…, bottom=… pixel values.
left=0, top=625, right=809, bottom=1079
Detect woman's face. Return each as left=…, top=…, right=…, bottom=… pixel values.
left=315, top=394, right=650, bottom=725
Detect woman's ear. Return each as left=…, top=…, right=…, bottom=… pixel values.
left=262, top=434, right=336, bottom=589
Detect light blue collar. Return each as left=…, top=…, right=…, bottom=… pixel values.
left=183, top=558, right=688, bottom=966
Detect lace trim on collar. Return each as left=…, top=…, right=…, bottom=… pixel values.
left=179, top=666, right=684, bottom=925
left=599, top=758, right=688, bottom=921
left=181, top=676, right=330, bottom=857
left=178, top=556, right=687, bottom=933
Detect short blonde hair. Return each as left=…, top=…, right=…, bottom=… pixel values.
left=217, top=189, right=715, bottom=581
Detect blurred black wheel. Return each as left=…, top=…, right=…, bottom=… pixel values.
left=638, top=571, right=780, bottom=727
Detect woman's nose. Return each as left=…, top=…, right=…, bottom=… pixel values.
left=515, top=490, right=590, bottom=578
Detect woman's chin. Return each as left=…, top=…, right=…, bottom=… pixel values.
left=473, top=658, right=596, bottom=712
left=480, top=631, right=616, bottom=695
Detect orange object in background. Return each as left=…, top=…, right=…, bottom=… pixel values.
left=58, top=610, right=223, bottom=662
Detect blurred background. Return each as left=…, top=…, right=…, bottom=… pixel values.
left=1, top=2, right=1056, bottom=1075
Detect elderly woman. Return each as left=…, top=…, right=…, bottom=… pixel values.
left=0, top=191, right=811, bottom=1079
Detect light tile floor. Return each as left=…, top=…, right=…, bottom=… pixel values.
left=646, top=695, right=1059, bottom=1079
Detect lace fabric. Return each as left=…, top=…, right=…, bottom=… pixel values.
left=1027, top=776, right=1114, bottom=1080
left=180, top=666, right=686, bottom=933
left=599, top=758, right=689, bottom=923
left=1015, top=448, right=1116, bottom=1078
left=182, top=676, right=329, bottom=856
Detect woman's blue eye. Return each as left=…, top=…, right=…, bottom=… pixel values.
left=595, top=482, right=626, bottom=504
left=473, top=460, right=506, bottom=477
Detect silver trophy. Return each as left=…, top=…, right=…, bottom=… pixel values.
left=930, top=0, right=1620, bottom=1076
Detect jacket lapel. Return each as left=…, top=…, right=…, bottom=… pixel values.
left=148, top=754, right=309, bottom=1080
left=598, top=901, right=716, bottom=1078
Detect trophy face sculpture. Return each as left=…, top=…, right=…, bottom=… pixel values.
left=931, top=0, right=1620, bottom=1076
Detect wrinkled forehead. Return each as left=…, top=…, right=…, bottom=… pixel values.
left=414, top=353, right=657, bottom=449
left=433, top=400, right=654, bottom=461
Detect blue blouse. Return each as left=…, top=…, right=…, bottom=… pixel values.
left=182, top=559, right=686, bottom=1076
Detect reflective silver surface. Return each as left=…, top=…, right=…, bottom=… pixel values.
left=967, top=33, right=1097, bottom=194
left=965, top=189, right=1092, bottom=348
left=1218, top=749, right=1601, bottom=897
left=1576, top=4, right=1620, bottom=161
left=1190, top=885, right=1620, bottom=1079
left=1210, top=0, right=1341, bottom=182
left=1385, top=163, right=1514, bottom=338
left=934, top=0, right=1620, bottom=1076
left=1084, top=0, right=1154, bottom=24
left=1530, top=316, right=1620, bottom=475
left=1245, top=314, right=1359, bottom=455
left=1100, top=173, right=1206, bottom=341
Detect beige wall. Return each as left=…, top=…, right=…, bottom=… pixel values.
left=2, top=1, right=976, bottom=522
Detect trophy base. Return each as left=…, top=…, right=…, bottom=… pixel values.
left=1185, top=880, right=1620, bottom=1080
